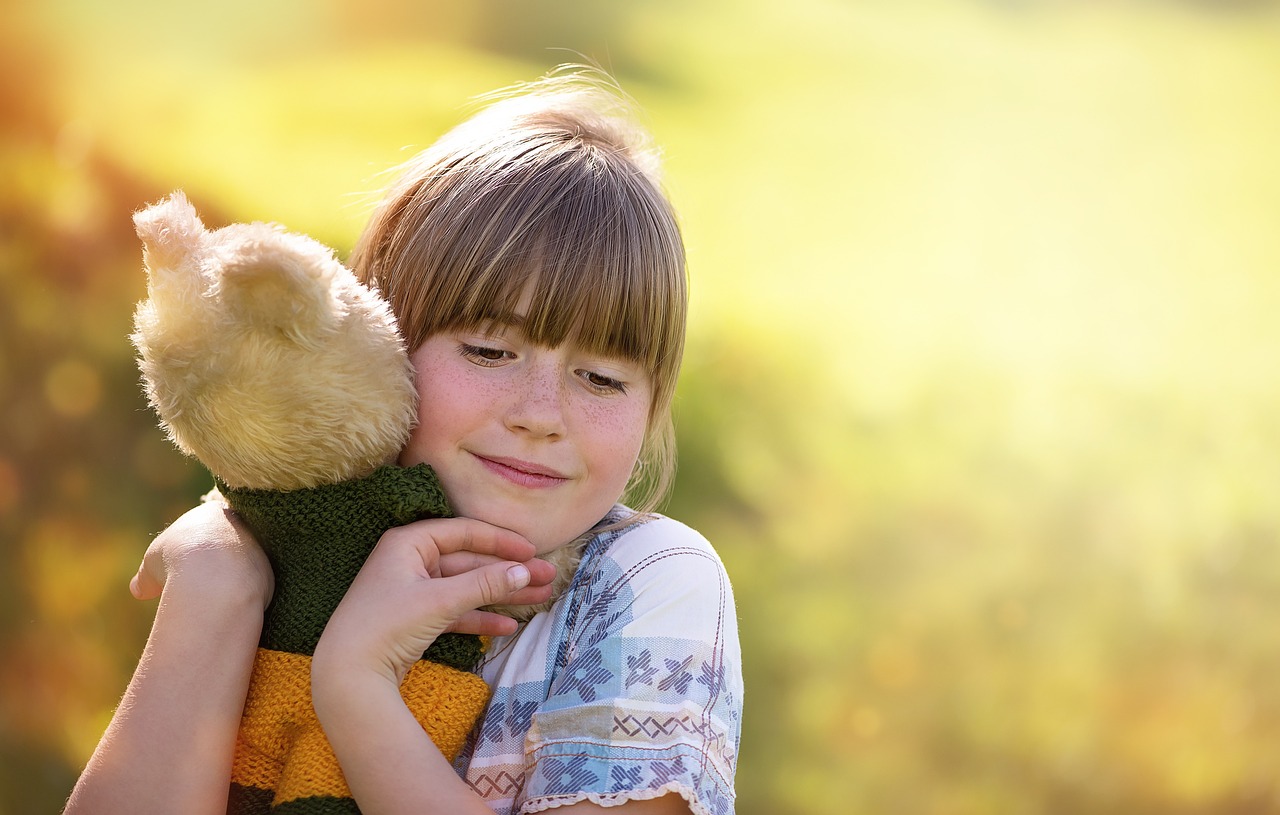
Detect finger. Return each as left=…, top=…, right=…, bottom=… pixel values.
left=438, top=553, right=558, bottom=587
left=492, top=582, right=557, bottom=608
left=486, top=562, right=533, bottom=603
left=449, top=609, right=522, bottom=638
left=399, top=517, right=535, bottom=560
left=424, top=561, right=533, bottom=620
left=448, top=571, right=555, bottom=634
left=435, top=551, right=506, bottom=576
left=130, top=566, right=163, bottom=600
left=523, top=557, right=558, bottom=587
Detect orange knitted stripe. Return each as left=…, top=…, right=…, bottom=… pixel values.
left=231, top=647, right=492, bottom=805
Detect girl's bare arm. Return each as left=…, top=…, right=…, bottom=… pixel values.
left=64, top=503, right=271, bottom=815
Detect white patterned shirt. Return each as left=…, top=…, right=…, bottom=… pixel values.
left=456, top=511, right=742, bottom=815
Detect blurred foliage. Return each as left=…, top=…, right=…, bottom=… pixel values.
left=6, top=0, right=1280, bottom=813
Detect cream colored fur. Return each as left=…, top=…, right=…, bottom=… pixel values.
left=131, top=191, right=574, bottom=619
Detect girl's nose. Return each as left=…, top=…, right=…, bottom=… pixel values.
left=504, top=360, right=568, bottom=438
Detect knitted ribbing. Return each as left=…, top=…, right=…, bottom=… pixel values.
left=219, top=463, right=490, bottom=813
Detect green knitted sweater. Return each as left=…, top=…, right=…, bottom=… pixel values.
left=219, top=463, right=489, bottom=814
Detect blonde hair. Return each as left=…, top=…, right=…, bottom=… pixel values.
left=350, top=73, right=687, bottom=513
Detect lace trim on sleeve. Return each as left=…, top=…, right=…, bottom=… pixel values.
left=521, top=782, right=709, bottom=815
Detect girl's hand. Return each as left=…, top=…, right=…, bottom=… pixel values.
left=313, top=517, right=556, bottom=688
left=130, top=500, right=274, bottom=611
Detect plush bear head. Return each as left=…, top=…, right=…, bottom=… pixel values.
left=131, top=191, right=416, bottom=492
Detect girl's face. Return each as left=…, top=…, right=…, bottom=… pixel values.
left=399, top=319, right=651, bottom=554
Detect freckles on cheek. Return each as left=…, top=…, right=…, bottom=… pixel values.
left=585, top=401, right=648, bottom=458
left=417, top=364, right=509, bottom=433
left=420, top=361, right=478, bottom=407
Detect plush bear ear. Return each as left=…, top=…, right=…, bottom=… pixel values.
left=211, top=224, right=345, bottom=345
left=133, top=191, right=209, bottom=308
left=134, top=190, right=205, bottom=260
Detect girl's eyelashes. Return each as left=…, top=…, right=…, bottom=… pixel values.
left=580, top=369, right=628, bottom=395
left=458, top=342, right=512, bottom=366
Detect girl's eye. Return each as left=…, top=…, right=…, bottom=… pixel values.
left=459, top=343, right=511, bottom=366
left=581, top=370, right=627, bottom=395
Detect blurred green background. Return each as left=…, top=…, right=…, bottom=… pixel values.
left=5, top=0, right=1280, bottom=812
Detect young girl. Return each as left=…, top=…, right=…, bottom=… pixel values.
left=66, top=73, right=742, bottom=815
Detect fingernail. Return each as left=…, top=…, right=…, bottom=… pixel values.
left=507, top=563, right=530, bottom=590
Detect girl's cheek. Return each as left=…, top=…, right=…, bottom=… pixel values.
left=593, top=401, right=649, bottom=465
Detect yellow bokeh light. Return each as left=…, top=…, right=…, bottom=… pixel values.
left=44, top=358, right=102, bottom=419
left=23, top=518, right=123, bottom=625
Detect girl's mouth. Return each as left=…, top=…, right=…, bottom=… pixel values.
left=474, top=454, right=569, bottom=488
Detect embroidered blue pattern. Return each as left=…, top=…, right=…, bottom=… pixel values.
left=543, top=755, right=599, bottom=794
left=626, top=650, right=658, bottom=689
left=560, top=646, right=615, bottom=703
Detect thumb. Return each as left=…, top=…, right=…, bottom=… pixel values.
left=456, top=561, right=531, bottom=611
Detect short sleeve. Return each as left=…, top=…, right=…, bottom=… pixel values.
left=519, top=517, right=742, bottom=815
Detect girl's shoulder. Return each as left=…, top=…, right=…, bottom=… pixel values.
left=571, top=511, right=736, bottom=636
left=601, top=510, right=717, bottom=554
left=587, top=510, right=727, bottom=582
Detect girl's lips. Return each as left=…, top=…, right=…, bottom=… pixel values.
left=474, top=454, right=569, bottom=488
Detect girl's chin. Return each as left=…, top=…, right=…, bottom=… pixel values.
left=452, top=496, right=605, bottom=552
left=520, top=527, right=578, bottom=555
left=460, top=507, right=560, bottom=550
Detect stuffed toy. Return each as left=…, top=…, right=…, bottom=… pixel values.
left=130, top=191, right=574, bottom=813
